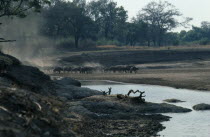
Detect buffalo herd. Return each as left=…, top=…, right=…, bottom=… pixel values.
left=43, top=65, right=139, bottom=74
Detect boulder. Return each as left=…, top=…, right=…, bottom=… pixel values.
left=193, top=103, right=210, bottom=111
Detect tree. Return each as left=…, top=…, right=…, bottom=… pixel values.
left=0, top=0, right=50, bottom=42
left=179, top=22, right=210, bottom=45
left=137, top=0, right=192, bottom=46
left=125, top=21, right=148, bottom=46
left=43, top=0, right=94, bottom=48
left=88, top=0, right=128, bottom=40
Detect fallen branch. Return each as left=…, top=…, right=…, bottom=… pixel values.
left=0, top=38, right=16, bottom=42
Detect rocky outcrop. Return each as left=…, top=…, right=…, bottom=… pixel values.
left=0, top=86, right=74, bottom=137
left=193, top=103, right=210, bottom=111
left=81, top=96, right=191, bottom=114
left=0, top=53, right=20, bottom=71
left=55, top=85, right=102, bottom=100
left=66, top=95, right=192, bottom=137
left=0, top=53, right=101, bottom=99
left=2, top=65, right=55, bottom=95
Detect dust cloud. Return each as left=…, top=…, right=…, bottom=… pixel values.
left=0, top=13, right=56, bottom=67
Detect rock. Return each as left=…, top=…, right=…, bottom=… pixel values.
left=117, top=94, right=125, bottom=99
left=0, top=77, right=14, bottom=87
left=82, top=96, right=192, bottom=114
left=1, top=65, right=55, bottom=95
left=193, top=103, right=210, bottom=111
left=163, top=98, right=185, bottom=103
left=0, top=87, right=74, bottom=137
left=55, top=77, right=81, bottom=87
left=56, top=85, right=102, bottom=100
left=53, top=77, right=102, bottom=99
left=0, top=53, right=20, bottom=68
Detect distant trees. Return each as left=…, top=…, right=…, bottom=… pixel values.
left=0, top=0, right=50, bottom=42
left=39, top=0, right=209, bottom=49
left=42, top=0, right=94, bottom=48
left=42, top=0, right=128, bottom=48
left=88, top=0, right=128, bottom=41
left=136, top=1, right=191, bottom=46
left=180, top=21, right=210, bottom=45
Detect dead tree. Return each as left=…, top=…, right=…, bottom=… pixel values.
left=101, top=87, right=112, bottom=96
left=127, top=89, right=146, bottom=103
left=108, top=87, right=112, bottom=95
left=127, top=90, right=135, bottom=96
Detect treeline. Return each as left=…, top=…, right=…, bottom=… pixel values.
left=15, top=0, right=210, bottom=49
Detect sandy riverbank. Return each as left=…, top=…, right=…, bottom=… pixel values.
left=51, top=67, right=210, bottom=91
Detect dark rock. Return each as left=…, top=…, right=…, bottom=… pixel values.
left=193, top=103, right=210, bottom=111
left=164, top=98, right=185, bottom=103
left=1, top=65, right=55, bottom=95
left=0, top=88, right=75, bottom=137
left=82, top=96, right=192, bottom=115
left=56, top=85, right=102, bottom=99
left=117, top=94, right=125, bottom=99
left=0, top=53, right=20, bottom=67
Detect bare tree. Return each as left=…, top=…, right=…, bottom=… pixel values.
left=137, top=1, right=192, bottom=46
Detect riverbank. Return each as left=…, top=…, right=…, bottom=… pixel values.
left=45, top=47, right=210, bottom=91
left=52, top=67, right=210, bottom=91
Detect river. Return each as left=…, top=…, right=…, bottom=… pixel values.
left=82, top=81, right=210, bottom=137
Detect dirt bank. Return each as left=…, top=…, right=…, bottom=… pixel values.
left=45, top=47, right=210, bottom=91
left=59, top=48, right=210, bottom=67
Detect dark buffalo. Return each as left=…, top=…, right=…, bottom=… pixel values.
left=53, top=67, right=63, bottom=73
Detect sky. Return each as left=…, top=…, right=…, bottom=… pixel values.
left=88, top=0, right=210, bottom=32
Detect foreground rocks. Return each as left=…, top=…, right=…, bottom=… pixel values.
left=193, top=103, right=210, bottom=111
left=66, top=95, right=191, bottom=137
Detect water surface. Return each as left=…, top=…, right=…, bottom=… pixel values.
left=83, top=81, right=210, bottom=137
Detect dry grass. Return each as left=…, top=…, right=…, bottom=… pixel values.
left=97, top=45, right=210, bottom=51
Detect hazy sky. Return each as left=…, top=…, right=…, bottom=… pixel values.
left=88, top=0, right=210, bottom=31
